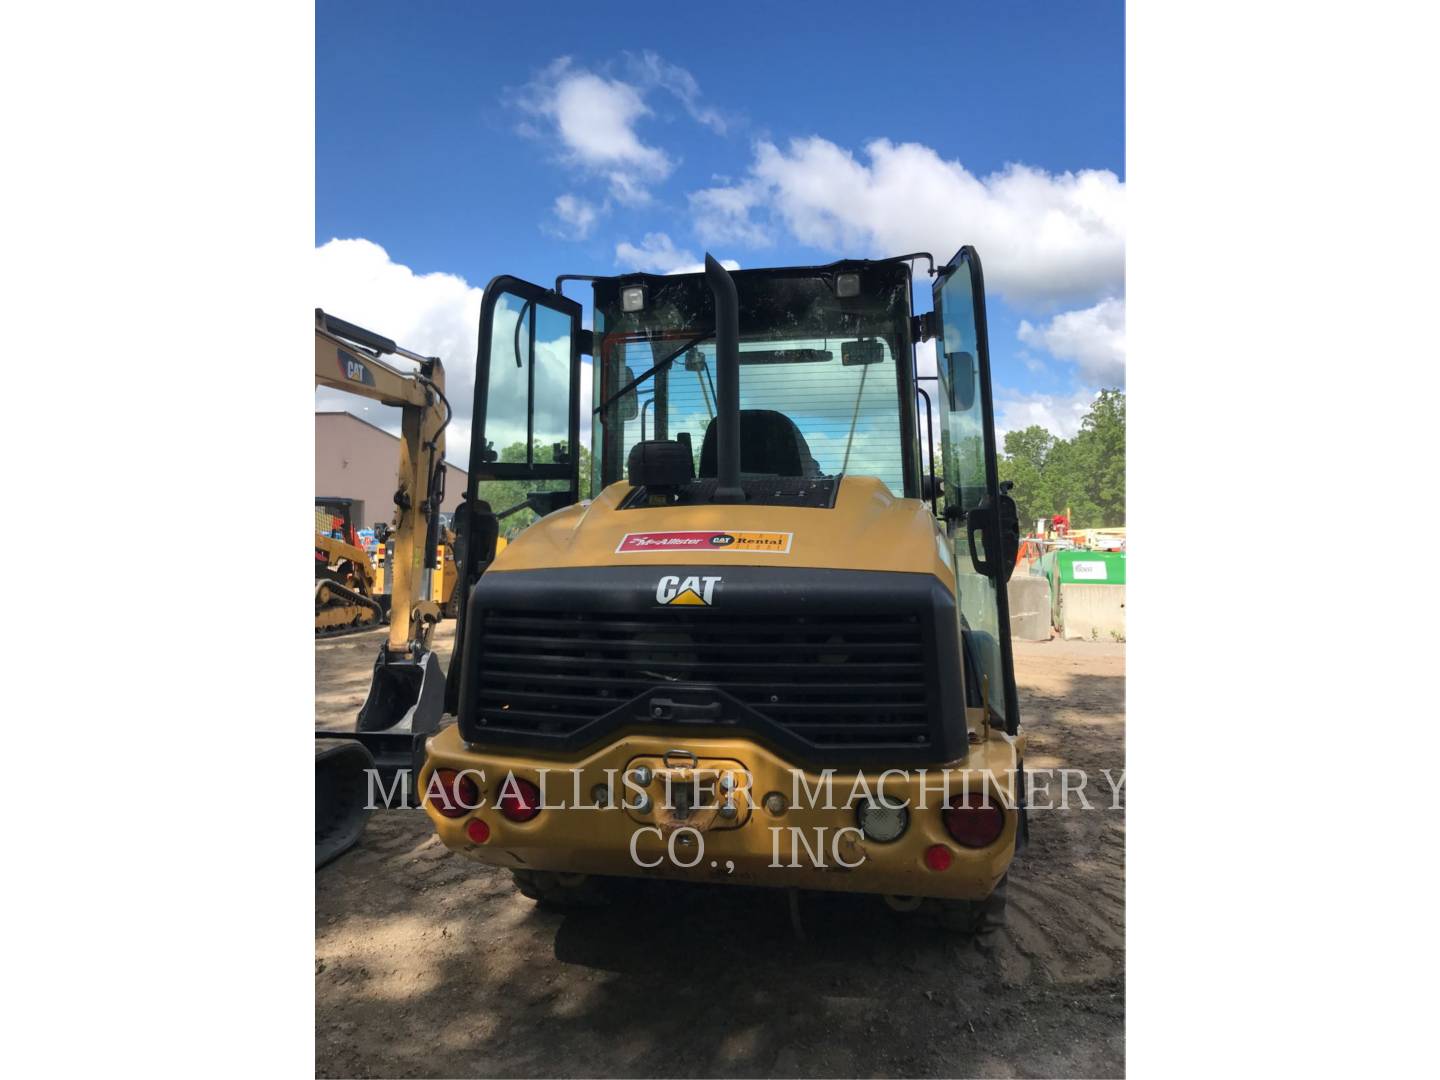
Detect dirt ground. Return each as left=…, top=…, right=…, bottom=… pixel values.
left=316, top=627, right=1125, bottom=1078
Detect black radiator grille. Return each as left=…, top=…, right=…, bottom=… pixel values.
left=470, top=609, right=933, bottom=749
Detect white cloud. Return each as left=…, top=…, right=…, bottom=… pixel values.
left=691, top=181, right=772, bottom=247
left=627, top=50, right=728, bottom=134
left=549, top=193, right=599, bottom=240
left=914, top=337, right=937, bottom=379
left=1018, top=350, right=1051, bottom=375
left=604, top=170, right=654, bottom=208
left=691, top=137, right=1124, bottom=308
left=995, top=388, right=1099, bottom=442
left=614, top=232, right=740, bottom=275
left=1018, top=297, right=1126, bottom=385
left=515, top=53, right=727, bottom=208
left=315, top=238, right=596, bottom=467
left=515, top=58, right=672, bottom=204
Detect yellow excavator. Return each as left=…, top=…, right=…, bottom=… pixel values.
left=314, top=309, right=452, bottom=866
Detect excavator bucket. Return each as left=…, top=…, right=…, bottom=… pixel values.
left=357, top=648, right=445, bottom=736
left=315, top=738, right=376, bottom=868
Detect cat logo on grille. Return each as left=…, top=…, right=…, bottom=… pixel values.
left=655, top=575, right=721, bottom=606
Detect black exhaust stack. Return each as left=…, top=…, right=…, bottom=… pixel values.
left=705, top=253, right=746, bottom=504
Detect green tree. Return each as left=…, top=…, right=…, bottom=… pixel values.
left=474, top=440, right=593, bottom=538
left=1075, top=389, right=1125, bottom=525
left=990, top=390, right=1124, bottom=531
left=1045, top=390, right=1124, bottom=528
left=997, top=425, right=1056, bottom=531
left=1041, top=437, right=1100, bottom=527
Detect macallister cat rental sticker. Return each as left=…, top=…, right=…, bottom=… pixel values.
left=614, top=530, right=794, bottom=555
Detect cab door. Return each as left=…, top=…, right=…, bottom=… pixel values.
left=469, top=276, right=583, bottom=494
left=447, top=276, right=582, bottom=710
left=933, top=247, right=1020, bottom=733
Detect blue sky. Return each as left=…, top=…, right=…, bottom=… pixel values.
left=316, top=0, right=1125, bottom=461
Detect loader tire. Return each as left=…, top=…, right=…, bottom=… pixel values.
left=510, top=869, right=610, bottom=910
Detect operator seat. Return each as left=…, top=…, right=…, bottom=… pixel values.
left=698, top=409, right=822, bottom=478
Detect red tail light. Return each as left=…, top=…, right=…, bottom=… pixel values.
left=942, top=790, right=1006, bottom=848
left=496, top=776, right=542, bottom=822
left=427, top=768, right=480, bottom=819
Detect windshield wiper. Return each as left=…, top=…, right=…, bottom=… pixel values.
left=593, top=329, right=714, bottom=416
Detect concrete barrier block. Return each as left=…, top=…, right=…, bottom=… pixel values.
left=1008, top=574, right=1053, bottom=641
left=1059, top=583, right=1126, bottom=641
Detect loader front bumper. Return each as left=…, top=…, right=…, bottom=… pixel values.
left=419, top=724, right=1023, bottom=901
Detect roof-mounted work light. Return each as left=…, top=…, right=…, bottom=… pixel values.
left=621, top=285, right=647, bottom=312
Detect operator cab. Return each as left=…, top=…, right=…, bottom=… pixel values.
left=315, top=495, right=363, bottom=545
left=452, top=250, right=1021, bottom=735
left=591, top=259, right=919, bottom=509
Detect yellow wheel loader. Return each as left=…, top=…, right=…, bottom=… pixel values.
left=416, top=250, right=1025, bottom=929
left=314, top=310, right=452, bottom=867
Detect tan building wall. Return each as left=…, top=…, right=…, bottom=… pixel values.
left=315, top=411, right=468, bottom=527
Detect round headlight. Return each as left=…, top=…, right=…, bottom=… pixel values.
left=856, top=800, right=909, bottom=843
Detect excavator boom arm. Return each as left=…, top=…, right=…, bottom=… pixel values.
left=314, top=309, right=448, bottom=655
left=314, top=308, right=454, bottom=866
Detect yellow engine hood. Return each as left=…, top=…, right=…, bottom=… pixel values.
left=491, top=476, right=956, bottom=588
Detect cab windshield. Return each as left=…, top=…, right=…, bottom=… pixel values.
left=592, top=262, right=916, bottom=497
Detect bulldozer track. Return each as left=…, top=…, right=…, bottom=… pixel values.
left=315, top=622, right=387, bottom=641
left=315, top=579, right=387, bottom=640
